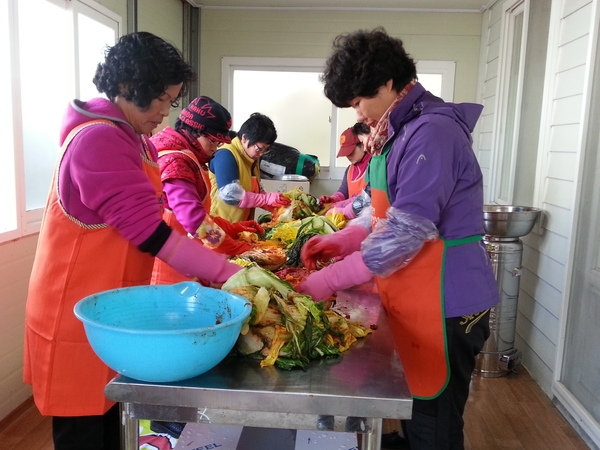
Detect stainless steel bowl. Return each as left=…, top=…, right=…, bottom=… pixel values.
left=483, top=205, right=541, bottom=237
left=272, top=174, right=309, bottom=181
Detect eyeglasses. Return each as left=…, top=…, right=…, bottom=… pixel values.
left=204, top=135, right=223, bottom=148
left=253, top=143, right=271, bottom=155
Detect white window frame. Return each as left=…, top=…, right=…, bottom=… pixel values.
left=490, top=0, right=528, bottom=205
left=221, top=57, right=455, bottom=181
left=3, top=0, right=121, bottom=243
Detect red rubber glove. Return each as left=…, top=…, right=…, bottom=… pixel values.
left=212, top=216, right=265, bottom=238
left=319, top=192, right=345, bottom=205
left=239, top=191, right=291, bottom=209
left=301, top=225, right=370, bottom=270
left=296, top=251, right=373, bottom=301
left=157, top=231, right=242, bottom=283
left=211, top=235, right=254, bottom=256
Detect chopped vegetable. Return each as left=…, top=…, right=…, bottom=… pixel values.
left=222, top=264, right=372, bottom=370
left=286, top=216, right=338, bottom=267
left=222, top=263, right=295, bottom=298
left=256, top=212, right=272, bottom=224
left=266, top=220, right=302, bottom=247
left=272, top=189, right=321, bottom=222
left=326, top=208, right=347, bottom=229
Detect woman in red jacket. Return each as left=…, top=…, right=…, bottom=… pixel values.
left=150, top=97, right=264, bottom=285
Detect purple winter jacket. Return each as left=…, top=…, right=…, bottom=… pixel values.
left=385, top=83, right=499, bottom=317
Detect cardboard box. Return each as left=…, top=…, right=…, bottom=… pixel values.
left=173, top=423, right=358, bottom=450
left=261, top=179, right=310, bottom=194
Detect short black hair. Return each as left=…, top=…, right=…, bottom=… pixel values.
left=321, top=27, right=417, bottom=108
left=93, top=32, right=196, bottom=110
left=238, top=113, right=277, bottom=146
left=353, top=122, right=371, bottom=136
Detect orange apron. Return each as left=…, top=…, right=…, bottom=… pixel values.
left=24, top=120, right=162, bottom=416
left=367, top=143, right=481, bottom=400
left=157, top=149, right=212, bottom=212
left=347, top=163, right=368, bottom=198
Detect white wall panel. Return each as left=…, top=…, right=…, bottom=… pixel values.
left=485, top=57, right=499, bottom=79
left=563, top=0, right=594, bottom=16
left=520, top=272, right=564, bottom=317
left=543, top=178, right=574, bottom=209
left=518, top=287, right=560, bottom=344
left=524, top=229, right=569, bottom=265
left=546, top=152, right=579, bottom=180
left=559, top=3, right=593, bottom=45
left=478, top=130, right=493, bottom=150
left=517, top=336, right=554, bottom=396
left=532, top=251, right=567, bottom=292
left=551, top=95, right=583, bottom=125
left=541, top=203, right=572, bottom=237
left=516, top=311, right=557, bottom=368
left=554, top=65, right=587, bottom=98
left=556, top=35, right=590, bottom=72
left=548, top=123, right=583, bottom=152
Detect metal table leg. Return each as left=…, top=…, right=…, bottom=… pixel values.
left=120, top=403, right=139, bottom=450
left=361, top=417, right=382, bottom=450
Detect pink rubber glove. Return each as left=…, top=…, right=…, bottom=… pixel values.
left=239, top=191, right=292, bottom=209
left=296, top=251, right=373, bottom=301
left=330, top=197, right=356, bottom=220
left=319, top=192, right=345, bottom=204
left=341, top=200, right=356, bottom=220
left=301, top=225, right=370, bottom=270
left=157, top=231, right=242, bottom=283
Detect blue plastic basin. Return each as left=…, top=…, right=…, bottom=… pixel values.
left=74, top=282, right=251, bottom=382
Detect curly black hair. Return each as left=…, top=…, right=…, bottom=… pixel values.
left=321, top=27, right=417, bottom=108
left=93, top=32, right=196, bottom=110
left=237, top=113, right=277, bottom=146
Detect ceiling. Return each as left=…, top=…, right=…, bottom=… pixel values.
left=192, top=0, right=493, bottom=12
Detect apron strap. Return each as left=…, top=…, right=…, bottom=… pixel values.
left=444, top=235, right=482, bottom=247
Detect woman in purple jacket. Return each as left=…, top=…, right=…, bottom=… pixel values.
left=298, top=28, right=499, bottom=449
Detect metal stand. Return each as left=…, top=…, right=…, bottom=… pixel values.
left=475, top=236, right=524, bottom=377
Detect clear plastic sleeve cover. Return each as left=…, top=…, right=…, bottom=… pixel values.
left=361, top=207, right=438, bottom=277
left=351, top=186, right=372, bottom=216
left=218, top=180, right=245, bottom=206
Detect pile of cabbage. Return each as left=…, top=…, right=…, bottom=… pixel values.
left=222, top=264, right=371, bottom=370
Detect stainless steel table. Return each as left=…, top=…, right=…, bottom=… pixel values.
left=105, top=286, right=412, bottom=450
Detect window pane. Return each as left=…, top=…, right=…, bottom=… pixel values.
left=76, top=12, right=118, bottom=100
left=334, top=108, right=358, bottom=170
left=499, top=10, right=524, bottom=201
left=227, top=60, right=455, bottom=178
left=18, top=0, right=71, bottom=212
left=1, top=0, right=17, bottom=233
left=418, top=74, right=443, bottom=98
left=232, top=70, right=332, bottom=166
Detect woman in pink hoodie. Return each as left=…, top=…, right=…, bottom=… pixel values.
left=24, top=32, right=241, bottom=450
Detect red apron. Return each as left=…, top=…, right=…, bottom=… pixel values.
left=24, top=120, right=163, bottom=416
left=367, top=144, right=481, bottom=399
